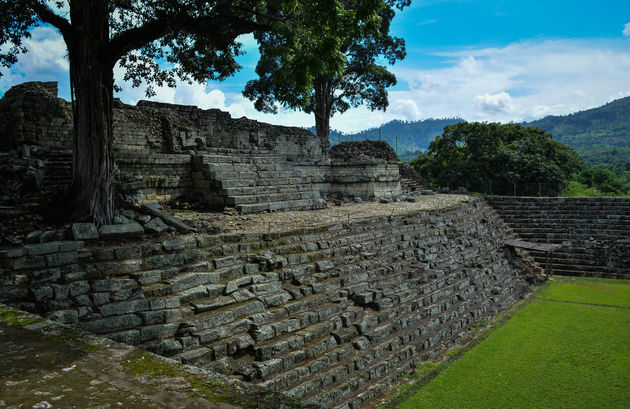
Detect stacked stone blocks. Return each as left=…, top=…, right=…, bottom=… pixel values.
left=0, top=199, right=529, bottom=408
left=485, top=196, right=630, bottom=278
left=192, top=153, right=327, bottom=213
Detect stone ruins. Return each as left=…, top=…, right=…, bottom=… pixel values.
left=0, top=81, right=628, bottom=409
left=0, top=81, right=402, bottom=215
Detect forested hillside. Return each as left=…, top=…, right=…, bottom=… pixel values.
left=527, top=97, right=630, bottom=172
left=311, top=96, right=629, bottom=175
left=312, top=118, right=463, bottom=156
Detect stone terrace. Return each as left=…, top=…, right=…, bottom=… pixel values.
left=0, top=197, right=530, bottom=409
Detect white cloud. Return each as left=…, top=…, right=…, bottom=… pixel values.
left=0, top=26, right=69, bottom=94
left=608, top=91, right=630, bottom=101
left=4, top=26, right=630, bottom=134
left=390, top=99, right=421, bottom=120
left=473, top=92, right=513, bottom=115
left=386, top=39, right=630, bottom=125
left=624, top=22, right=630, bottom=37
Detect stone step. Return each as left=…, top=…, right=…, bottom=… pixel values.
left=209, top=170, right=304, bottom=180
left=271, top=268, right=496, bottom=396
left=213, top=177, right=311, bottom=189
left=235, top=198, right=327, bottom=214
left=220, top=183, right=318, bottom=197
left=301, top=274, right=513, bottom=406
left=226, top=190, right=321, bottom=206
left=513, top=231, right=628, bottom=242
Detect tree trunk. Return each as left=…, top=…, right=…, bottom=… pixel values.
left=313, top=77, right=332, bottom=142
left=65, top=1, right=114, bottom=225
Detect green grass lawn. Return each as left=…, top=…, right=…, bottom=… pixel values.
left=395, top=277, right=630, bottom=409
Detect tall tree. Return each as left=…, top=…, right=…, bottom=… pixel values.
left=0, top=0, right=370, bottom=225
left=243, top=0, right=409, bottom=141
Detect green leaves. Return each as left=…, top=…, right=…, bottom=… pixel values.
left=412, top=122, right=584, bottom=196
left=244, top=0, right=408, bottom=139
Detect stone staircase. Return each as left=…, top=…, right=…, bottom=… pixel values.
left=401, top=178, right=424, bottom=193
left=98, top=200, right=529, bottom=409
left=485, top=196, right=630, bottom=278
left=192, top=150, right=326, bottom=213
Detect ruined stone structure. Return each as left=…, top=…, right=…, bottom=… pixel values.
left=0, top=82, right=401, bottom=211
left=0, top=198, right=529, bottom=408
left=486, top=196, right=630, bottom=278
left=4, top=80, right=627, bottom=408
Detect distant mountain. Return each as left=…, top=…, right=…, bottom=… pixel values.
left=527, top=97, right=630, bottom=148
left=308, top=117, right=463, bottom=157
left=527, top=97, right=630, bottom=171
left=306, top=96, right=630, bottom=169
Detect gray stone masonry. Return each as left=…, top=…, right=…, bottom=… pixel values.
left=0, top=198, right=536, bottom=409
left=485, top=196, right=630, bottom=278
left=192, top=153, right=327, bottom=213
left=1, top=82, right=404, bottom=211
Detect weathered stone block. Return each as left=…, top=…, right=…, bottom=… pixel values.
left=80, top=314, right=143, bottom=334
left=108, top=329, right=141, bottom=345
left=99, top=299, right=150, bottom=316
left=99, top=223, right=144, bottom=239
left=163, top=236, right=197, bottom=251
left=13, top=255, right=46, bottom=270
left=92, top=279, right=134, bottom=292
left=140, top=323, right=179, bottom=341
left=47, top=309, right=78, bottom=325
left=144, top=217, right=169, bottom=234
left=72, top=223, right=99, bottom=240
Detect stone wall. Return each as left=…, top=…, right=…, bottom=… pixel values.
left=0, top=198, right=529, bottom=408
left=0, top=82, right=73, bottom=149
left=0, top=82, right=327, bottom=160
left=327, top=159, right=401, bottom=198
left=116, top=153, right=193, bottom=204
left=485, top=196, right=630, bottom=278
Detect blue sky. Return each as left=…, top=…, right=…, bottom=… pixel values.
left=1, top=0, right=630, bottom=133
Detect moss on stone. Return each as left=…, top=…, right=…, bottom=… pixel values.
left=0, top=305, right=41, bottom=327
left=122, top=351, right=180, bottom=377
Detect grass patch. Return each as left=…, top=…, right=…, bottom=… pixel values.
left=395, top=278, right=630, bottom=409
left=539, top=276, right=630, bottom=308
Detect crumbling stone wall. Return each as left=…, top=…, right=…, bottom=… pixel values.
left=0, top=83, right=327, bottom=158
left=330, top=140, right=424, bottom=189
left=0, top=82, right=405, bottom=208
left=0, top=82, right=73, bottom=149
left=0, top=199, right=530, bottom=408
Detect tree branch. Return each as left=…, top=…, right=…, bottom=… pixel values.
left=29, top=0, right=71, bottom=38
left=106, top=9, right=274, bottom=67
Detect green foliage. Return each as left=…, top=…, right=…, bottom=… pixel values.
left=577, top=168, right=629, bottom=195
left=244, top=0, right=410, bottom=139
left=396, top=278, right=630, bottom=409
left=410, top=122, right=583, bottom=196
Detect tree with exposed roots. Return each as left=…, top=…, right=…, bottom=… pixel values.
left=0, top=0, right=396, bottom=225
left=243, top=0, right=409, bottom=141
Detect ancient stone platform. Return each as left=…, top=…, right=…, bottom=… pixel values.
left=0, top=197, right=531, bottom=408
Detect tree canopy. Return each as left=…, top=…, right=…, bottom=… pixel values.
left=410, top=122, right=584, bottom=196
left=243, top=0, right=409, bottom=140
left=0, top=0, right=395, bottom=224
